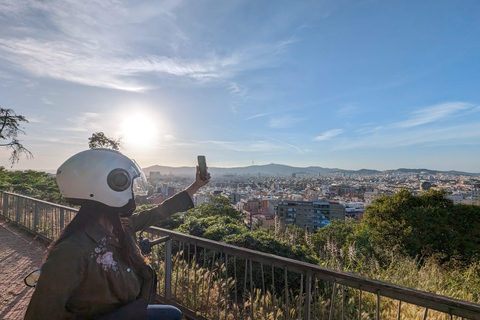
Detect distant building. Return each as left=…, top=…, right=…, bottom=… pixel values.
left=149, top=171, right=162, bottom=181
left=306, top=191, right=321, bottom=202
left=446, top=194, right=470, bottom=204
left=230, top=192, right=241, bottom=204
left=147, top=194, right=168, bottom=205
left=473, top=184, right=480, bottom=205
left=193, top=194, right=209, bottom=206
left=275, top=200, right=345, bottom=231
left=245, top=199, right=261, bottom=213
left=254, top=214, right=275, bottom=229
left=364, top=189, right=381, bottom=206
left=261, top=199, right=276, bottom=214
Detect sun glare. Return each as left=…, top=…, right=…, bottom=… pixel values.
left=121, top=113, right=159, bottom=147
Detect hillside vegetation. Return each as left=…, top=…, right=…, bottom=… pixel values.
left=0, top=167, right=65, bottom=204
left=153, top=190, right=480, bottom=305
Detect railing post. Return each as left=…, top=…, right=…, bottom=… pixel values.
left=3, top=193, right=9, bottom=218
left=165, top=238, right=172, bottom=302
left=306, top=270, right=312, bottom=320
left=16, top=195, right=21, bottom=223
left=34, top=202, right=39, bottom=233
left=60, top=208, right=65, bottom=230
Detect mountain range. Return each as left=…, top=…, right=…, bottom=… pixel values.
left=142, top=163, right=479, bottom=177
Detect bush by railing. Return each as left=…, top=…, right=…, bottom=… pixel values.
left=2, top=191, right=480, bottom=320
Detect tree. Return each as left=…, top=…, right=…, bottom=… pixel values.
left=363, top=188, right=480, bottom=263
left=190, top=196, right=242, bottom=219
left=88, top=132, right=122, bottom=150
left=0, top=168, right=66, bottom=204
left=0, top=108, right=33, bottom=167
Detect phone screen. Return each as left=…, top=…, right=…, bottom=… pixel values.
left=197, top=155, right=207, bottom=180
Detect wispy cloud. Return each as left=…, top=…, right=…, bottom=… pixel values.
left=313, top=129, right=344, bottom=141
left=201, top=139, right=303, bottom=154
left=0, top=38, right=245, bottom=92
left=24, top=115, right=44, bottom=123
left=226, top=81, right=248, bottom=98
left=0, top=1, right=303, bottom=92
left=269, top=137, right=304, bottom=154
left=355, top=126, right=384, bottom=134
left=42, top=98, right=53, bottom=105
left=274, top=35, right=301, bottom=54
left=268, top=115, right=304, bottom=129
left=245, top=113, right=270, bottom=120
left=392, top=102, right=472, bottom=128
left=356, top=102, right=477, bottom=135
left=337, top=122, right=480, bottom=150
left=335, top=105, right=360, bottom=118
left=55, top=112, right=103, bottom=132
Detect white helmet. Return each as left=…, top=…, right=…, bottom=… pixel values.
left=56, top=149, right=147, bottom=208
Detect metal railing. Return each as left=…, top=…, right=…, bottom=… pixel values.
left=1, top=191, right=480, bottom=320
left=0, top=191, right=78, bottom=242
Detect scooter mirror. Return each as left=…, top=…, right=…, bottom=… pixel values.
left=24, top=270, right=41, bottom=287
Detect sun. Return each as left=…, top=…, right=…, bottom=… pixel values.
left=121, top=113, right=159, bottom=147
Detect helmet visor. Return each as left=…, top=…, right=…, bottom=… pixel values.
left=131, top=159, right=148, bottom=196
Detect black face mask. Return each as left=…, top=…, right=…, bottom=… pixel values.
left=119, top=198, right=136, bottom=217
left=76, top=196, right=136, bottom=218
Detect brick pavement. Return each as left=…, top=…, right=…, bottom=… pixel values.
left=0, top=217, right=48, bottom=320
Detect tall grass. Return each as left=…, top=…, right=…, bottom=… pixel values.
left=148, top=240, right=479, bottom=319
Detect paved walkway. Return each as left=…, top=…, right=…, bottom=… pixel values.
left=0, top=217, right=48, bottom=320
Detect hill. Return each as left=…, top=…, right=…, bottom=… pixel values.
left=142, top=163, right=479, bottom=177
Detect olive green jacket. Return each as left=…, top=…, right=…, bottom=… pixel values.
left=24, top=191, right=194, bottom=320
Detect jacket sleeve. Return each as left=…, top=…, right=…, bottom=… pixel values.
left=24, top=241, right=86, bottom=320
left=130, top=191, right=194, bottom=232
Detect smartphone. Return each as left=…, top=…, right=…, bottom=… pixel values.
left=197, top=155, right=208, bottom=181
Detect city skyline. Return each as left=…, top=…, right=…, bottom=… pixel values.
left=1, top=1, right=480, bottom=172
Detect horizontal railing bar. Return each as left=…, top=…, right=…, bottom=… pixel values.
left=1, top=192, right=79, bottom=211
left=146, top=226, right=480, bottom=319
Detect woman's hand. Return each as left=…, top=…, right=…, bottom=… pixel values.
left=186, top=166, right=210, bottom=197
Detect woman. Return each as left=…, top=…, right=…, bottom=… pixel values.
left=25, top=149, right=210, bottom=320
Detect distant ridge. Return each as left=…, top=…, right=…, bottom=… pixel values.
left=143, top=164, right=479, bottom=177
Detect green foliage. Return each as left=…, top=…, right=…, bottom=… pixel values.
left=88, top=132, right=121, bottom=150
left=364, top=188, right=480, bottom=263
left=311, top=219, right=357, bottom=253
left=191, top=196, right=242, bottom=219
left=160, top=195, right=319, bottom=267
left=175, top=216, right=207, bottom=237
left=155, top=212, right=185, bottom=230
left=0, top=168, right=65, bottom=204
left=203, top=223, right=246, bottom=241
left=345, top=223, right=376, bottom=260
left=225, top=230, right=317, bottom=264
left=174, top=213, right=248, bottom=240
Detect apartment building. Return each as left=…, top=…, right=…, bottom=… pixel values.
left=275, top=200, right=346, bottom=231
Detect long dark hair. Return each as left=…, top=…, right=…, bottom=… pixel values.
left=47, top=201, right=146, bottom=269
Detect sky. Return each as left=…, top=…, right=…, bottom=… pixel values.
left=1, top=0, right=480, bottom=173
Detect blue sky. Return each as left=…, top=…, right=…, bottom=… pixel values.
left=1, top=0, right=479, bottom=172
